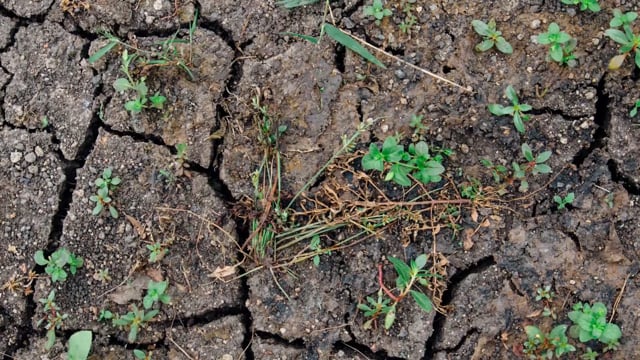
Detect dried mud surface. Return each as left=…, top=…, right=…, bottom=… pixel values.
left=1, top=1, right=640, bottom=360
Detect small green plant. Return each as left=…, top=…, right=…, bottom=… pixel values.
left=363, top=0, right=392, bottom=25
left=568, top=302, right=622, bottom=350
left=358, top=254, right=436, bottom=329
left=605, top=10, right=640, bottom=70
left=309, top=234, right=332, bottom=266
left=34, top=248, right=83, bottom=283
left=67, top=330, right=92, bottom=360
left=98, top=309, right=114, bottom=322
left=553, top=192, right=575, bottom=210
left=113, top=50, right=167, bottom=115
left=134, top=349, right=153, bottom=360
left=536, top=285, right=554, bottom=301
left=361, top=136, right=446, bottom=187
left=581, top=348, right=598, bottom=360
left=630, top=99, right=640, bottom=117
left=37, top=290, right=69, bottom=349
left=471, top=19, right=513, bottom=54
left=481, top=143, right=552, bottom=192
left=143, top=280, right=171, bottom=309
left=398, top=0, right=417, bottom=34
left=537, top=23, right=574, bottom=64
left=488, top=85, right=532, bottom=134
left=90, top=167, right=121, bottom=218
left=146, top=242, right=169, bottom=263
left=112, top=305, right=159, bottom=343
left=560, top=0, right=600, bottom=12
left=523, top=324, right=576, bottom=359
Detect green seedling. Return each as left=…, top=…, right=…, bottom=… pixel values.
left=481, top=143, right=552, bottom=192
left=361, top=136, right=446, bottom=187
left=358, top=254, right=436, bottom=330
left=471, top=19, right=513, bottom=54
left=113, top=50, right=167, bottom=115
left=309, top=234, right=332, bottom=266
left=67, top=330, right=92, bottom=360
left=90, top=186, right=118, bottom=218
left=488, top=85, right=532, bottom=133
left=537, top=23, right=574, bottom=64
left=523, top=324, right=576, bottom=359
left=146, top=242, right=169, bottom=263
left=98, top=309, right=114, bottom=322
left=112, top=305, right=159, bottom=343
left=560, top=0, right=600, bottom=12
left=630, top=99, right=640, bottom=117
left=459, top=177, right=483, bottom=200
left=409, top=114, right=426, bottom=133
left=535, top=285, right=554, bottom=301
left=363, top=0, right=392, bottom=25
left=605, top=10, right=640, bottom=70
left=581, top=348, right=598, bottom=360
left=95, top=167, right=121, bottom=191
left=398, top=0, right=417, bottom=34
left=568, top=302, right=621, bottom=350
left=143, top=280, right=171, bottom=309
left=37, top=290, right=69, bottom=350
left=34, top=248, right=83, bottom=283
left=553, top=192, right=575, bottom=210
left=134, top=349, right=153, bottom=360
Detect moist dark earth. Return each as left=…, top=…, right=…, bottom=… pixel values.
left=1, top=0, right=640, bottom=359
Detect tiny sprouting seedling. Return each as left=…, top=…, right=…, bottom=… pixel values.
left=560, top=0, right=600, bottom=12
left=605, top=10, right=640, bottom=70
left=67, top=330, right=92, bottom=360
left=581, top=348, right=599, bottom=360
left=553, top=192, right=575, bottom=210
left=471, top=19, right=513, bottom=54
left=134, top=349, right=153, bottom=360
left=94, top=268, right=111, bottom=284
left=630, top=99, right=640, bottom=117
left=361, top=136, right=446, bottom=187
left=568, top=302, right=622, bottom=350
left=143, top=280, right=171, bottom=309
left=409, top=114, right=427, bottom=139
left=34, top=248, right=83, bottom=283
left=488, top=85, right=532, bottom=133
left=112, top=305, right=159, bottom=343
left=398, top=0, right=418, bottom=34
left=363, top=0, right=392, bottom=25
left=481, top=143, right=552, bottom=192
left=358, top=254, right=436, bottom=329
left=537, top=23, right=574, bottom=64
left=37, top=290, right=69, bottom=349
left=309, top=234, right=332, bottom=266
left=41, top=116, right=49, bottom=129
left=98, top=309, right=114, bottom=322
left=535, top=285, right=554, bottom=302
left=459, top=177, right=483, bottom=200
left=95, top=167, right=121, bottom=192
left=146, top=242, right=169, bottom=263
left=113, top=50, right=167, bottom=115
left=523, top=324, right=576, bottom=359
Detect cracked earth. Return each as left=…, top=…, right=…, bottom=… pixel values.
left=1, top=0, right=640, bottom=359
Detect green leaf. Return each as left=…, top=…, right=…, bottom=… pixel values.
left=521, top=143, right=534, bottom=162
left=505, top=85, right=518, bottom=104
left=46, top=328, right=56, bottom=350
left=410, top=290, right=433, bottom=312
left=34, top=250, right=48, bottom=266
left=276, top=0, right=320, bottom=9
left=533, top=164, right=552, bottom=174
left=525, top=325, right=543, bottom=340
left=600, top=323, right=622, bottom=344
left=605, top=29, right=629, bottom=45
left=108, top=206, right=119, bottom=219
left=413, top=141, right=429, bottom=157
left=550, top=44, right=564, bottom=62
left=414, top=254, right=427, bottom=270
left=128, top=325, right=139, bottom=343
left=93, top=202, right=103, bottom=215
left=536, top=150, right=552, bottom=163
left=133, top=349, right=147, bottom=359
left=635, top=49, right=640, bottom=69
left=537, top=32, right=552, bottom=45
left=149, top=93, right=166, bottom=109
left=125, top=100, right=144, bottom=113
left=387, top=256, right=411, bottom=288
left=495, top=37, right=513, bottom=54
left=88, top=41, right=117, bottom=64
left=475, top=39, right=495, bottom=52
left=471, top=20, right=490, bottom=36
left=518, top=104, right=532, bottom=112
left=488, top=104, right=513, bottom=116
left=390, top=163, right=412, bottom=186
left=519, top=180, right=529, bottom=193
left=281, top=32, right=319, bottom=44
left=362, top=144, right=384, bottom=171
left=68, top=330, right=92, bottom=360
left=113, top=78, right=132, bottom=93
left=323, top=24, right=386, bottom=68
left=384, top=305, right=396, bottom=329
left=513, top=112, right=525, bottom=133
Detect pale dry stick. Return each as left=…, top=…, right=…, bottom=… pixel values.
left=238, top=330, right=255, bottom=360
left=332, top=27, right=472, bottom=92
left=168, top=337, right=195, bottom=360
left=610, top=268, right=637, bottom=322
left=349, top=199, right=471, bottom=208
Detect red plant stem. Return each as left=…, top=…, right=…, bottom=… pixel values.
left=378, top=264, right=399, bottom=302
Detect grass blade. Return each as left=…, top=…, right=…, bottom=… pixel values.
left=322, top=24, right=386, bottom=68
left=88, top=41, right=117, bottom=64
left=277, top=0, right=320, bottom=8
left=281, top=32, right=319, bottom=44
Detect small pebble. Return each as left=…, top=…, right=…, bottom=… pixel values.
left=395, top=69, right=406, bottom=79
left=28, top=165, right=38, bottom=174
left=24, top=152, right=36, bottom=163
left=35, top=146, right=44, bottom=157
left=530, top=19, right=541, bottom=29
left=10, top=152, right=22, bottom=163
left=460, top=144, right=470, bottom=154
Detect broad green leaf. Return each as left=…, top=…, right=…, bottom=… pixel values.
left=410, top=290, right=433, bottom=312
left=604, top=29, right=629, bottom=45
left=46, top=328, right=56, bottom=350
left=565, top=192, right=575, bottom=203
left=521, top=143, right=534, bottom=162
left=68, top=330, right=92, bottom=360
left=505, top=85, right=518, bottom=104
left=414, top=254, right=427, bottom=270
left=413, top=141, right=429, bottom=157
left=608, top=53, right=627, bottom=70
left=495, top=37, right=513, bottom=54
left=128, top=325, right=139, bottom=343
left=548, top=22, right=560, bottom=34
left=550, top=44, right=563, bottom=62
left=525, top=325, right=543, bottom=339
left=420, top=161, right=445, bottom=176
left=600, top=323, right=622, bottom=344
left=518, top=104, right=532, bottom=112
left=125, top=100, right=144, bottom=113
left=391, top=164, right=412, bottom=186
left=108, top=206, right=119, bottom=219
left=113, top=78, right=131, bottom=93
left=133, top=349, right=146, bottom=359
left=513, top=112, right=525, bottom=133
left=475, top=39, right=495, bottom=52
left=471, top=20, right=490, bottom=36
left=635, top=49, right=640, bottom=69
left=556, top=32, right=572, bottom=44
left=488, top=104, right=513, bottom=116
left=281, top=32, right=319, bottom=44
left=34, top=250, right=48, bottom=266
left=384, top=305, right=396, bottom=329
left=537, top=33, right=552, bottom=45
left=88, top=41, right=117, bottom=64
left=533, top=164, right=552, bottom=174
left=323, top=24, right=386, bottom=68
left=536, top=150, right=552, bottom=163
left=93, top=202, right=103, bottom=215
left=387, top=256, right=411, bottom=288
left=549, top=324, right=568, bottom=338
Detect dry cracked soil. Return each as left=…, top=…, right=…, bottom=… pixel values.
left=1, top=0, right=640, bottom=359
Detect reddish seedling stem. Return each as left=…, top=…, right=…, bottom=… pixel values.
left=378, top=264, right=399, bottom=302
